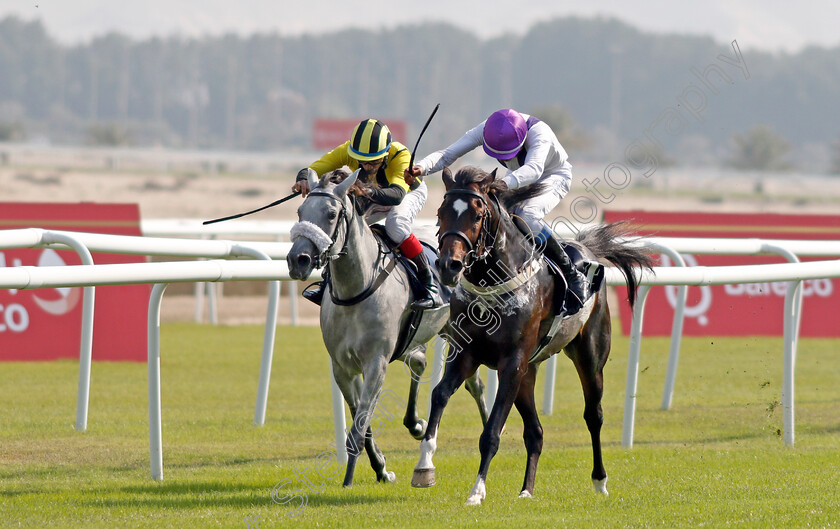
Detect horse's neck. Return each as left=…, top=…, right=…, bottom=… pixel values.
left=328, top=206, right=380, bottom=299
left=466, top=209, right=533, bottom=284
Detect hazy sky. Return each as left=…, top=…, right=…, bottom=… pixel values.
left=3, top=0, right=839, bottom=53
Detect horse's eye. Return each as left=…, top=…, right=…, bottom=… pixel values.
left=473, top=209, right=483, bottom=225
left=327, top=210, right=337, bottom=220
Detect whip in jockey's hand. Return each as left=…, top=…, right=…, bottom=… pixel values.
left=349, top=181, right=372, bottom=197
left=404, top=165, right=422, bottom=188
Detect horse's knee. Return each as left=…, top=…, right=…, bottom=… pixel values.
left=430, top=385, right=452, bottom=410
left=345, top=432, right=365, bottom=458
left=465, top=374, right=485, bottom=396
left=523, top=424, right=543, bottom=453
left=583, top=405, right=604, bottom=429
left=524, top=423, right=543, bottom=442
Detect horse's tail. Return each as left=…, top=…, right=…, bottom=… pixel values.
left=575, top=221, right=654, bottom=307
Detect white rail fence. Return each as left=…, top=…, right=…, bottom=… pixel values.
left=0, top=228, right=293, bottom=431
left=4, top=226, right=840, bottom=480
left=141, top=221, right=840, bottom=431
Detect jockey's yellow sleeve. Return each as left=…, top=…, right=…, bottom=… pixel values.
left=309, top=141, right=411, bottom=193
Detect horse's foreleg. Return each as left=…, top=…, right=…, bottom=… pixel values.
left=331, top=367, right=366, bottom=487
left=467, top=354, right=527, bottom=506
left=464, top=370, right=489, bottom=426
left=513, top=363, right=542, bottom=498
left=401, top=346, right=428, bottom=439
left=412, top=344, right=479, bottom=488
left=341, top=357, right=391, bottom=487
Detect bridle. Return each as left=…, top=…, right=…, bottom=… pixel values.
left=438, top=188, right=501, bottom=270
left=306, top=190, right=353, bottom=269
left=303, top=188, right=397, bottom=306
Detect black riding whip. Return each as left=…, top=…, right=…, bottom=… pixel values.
left=408, top=103, right=440, bottom=181
left=203, top=106, right=439, bottom=225
left=202, top=191, right=301, bottom=225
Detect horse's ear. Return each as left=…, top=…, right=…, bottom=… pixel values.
left=479, top=168, right=497, bottom=191
left=442, top=166, right=456, bottom=190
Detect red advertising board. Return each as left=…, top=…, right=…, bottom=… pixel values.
left=313, top=118, right=407, bottom=150
left=603, top=210, right=840, bottom=337
left=0, top=203, right=149, bottom=361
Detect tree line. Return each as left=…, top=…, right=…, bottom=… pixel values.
left=1, top=15, right=839, bottom=172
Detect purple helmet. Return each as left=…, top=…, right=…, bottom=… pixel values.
left=482, top=109, right=527, bottom=159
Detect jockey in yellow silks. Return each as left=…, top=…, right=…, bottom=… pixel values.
left=292, top=118, right=441, bottom=309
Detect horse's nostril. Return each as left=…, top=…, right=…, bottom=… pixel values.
left=296, top=254, right=311, bottom=269
left=448, top=260, right=464, bottom=273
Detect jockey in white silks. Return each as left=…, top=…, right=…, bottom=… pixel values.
left=406, top=108, right=589, bottom=314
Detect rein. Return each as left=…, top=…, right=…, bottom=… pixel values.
left=304, top=189, right=398, bottom=306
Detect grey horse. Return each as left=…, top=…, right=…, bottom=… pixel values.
left=286, top=167, right=488, bottom=487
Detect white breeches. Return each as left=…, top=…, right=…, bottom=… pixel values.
left=365, top=181, right=428, bottom=244
left=510, top=170, right=571, bottom=235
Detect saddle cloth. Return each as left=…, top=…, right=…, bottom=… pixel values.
left=543, top=242, right=605, bottom=315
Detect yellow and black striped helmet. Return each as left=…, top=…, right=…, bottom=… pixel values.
left=347, top=119, right=392, bottom=161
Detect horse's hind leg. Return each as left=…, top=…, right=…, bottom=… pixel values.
left=566, top=298, right=612, bottom=495
left=401, top=345, right=428, bottom=439
left=514, top=363, right=542, bottom=498
left=464, top=370, right=490, bottom=426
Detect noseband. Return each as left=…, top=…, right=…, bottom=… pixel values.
left=438, top=188, right=499, bottom=268
left=305, top=190, right=352, bottom=269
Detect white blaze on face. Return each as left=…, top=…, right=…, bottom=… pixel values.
left=453, top=199, right=468, bottom=217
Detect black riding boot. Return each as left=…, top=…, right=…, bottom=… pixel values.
left=540, top=234, right=590, bottom=315
left=302, top=281, right=324, bottom=305
left=301, top=268, right=329, bottom=306
left=409, top=251, right=442, bottom=310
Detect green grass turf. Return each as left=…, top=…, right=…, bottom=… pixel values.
left=1, top=323, right=839, bottom=528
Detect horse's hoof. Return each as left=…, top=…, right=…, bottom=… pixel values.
left=410, top=419, right=428, bottom=440
left=465, top=494, right=483, bottom=506
left=378, top=470, right=396, bottom=483
left=593, top=476, right=609, bottom=496
left=518, top=490, right=533, bottom=499
left=411, top=467, right=436, bottom=487
left=465, top=477, right=486, bottom=505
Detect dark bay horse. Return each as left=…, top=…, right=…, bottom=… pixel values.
left=411, top=166, right=653, bottom=505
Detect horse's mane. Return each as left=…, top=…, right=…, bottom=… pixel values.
left=316, top=166, right=371, bottom=215
left=452, top=166, right=549, bottom=212
left=319, top=167, right=352, bottom=187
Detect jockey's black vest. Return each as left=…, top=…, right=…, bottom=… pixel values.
left=496, top=116, right=540, bottom=169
